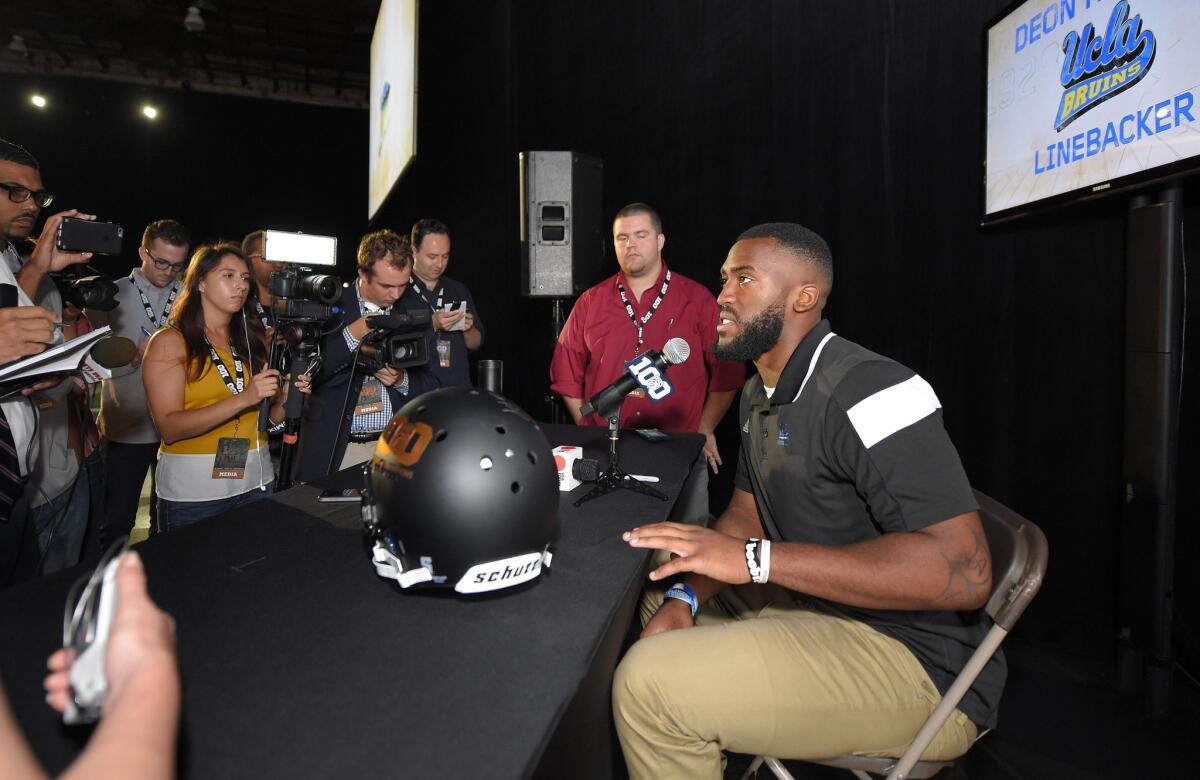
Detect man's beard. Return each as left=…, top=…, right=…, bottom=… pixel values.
left=713, top=301, right=785, bottom=362
left=3, top=217, right=35, bottom=243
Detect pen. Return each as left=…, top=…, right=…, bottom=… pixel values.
left=141, top=326, right=153, bottom=338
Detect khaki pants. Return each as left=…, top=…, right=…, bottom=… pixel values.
left=613, top=581, right=977, bottom=780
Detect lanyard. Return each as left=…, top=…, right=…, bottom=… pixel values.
left=130, top=273, right=180, bottom=329
left=409, top=279, right=443, bottom=311
left=616, top=269, right=671, bottom=357
left=254, top=297, right=271, bottom=328
left=204, top=338, right=245, bottom=396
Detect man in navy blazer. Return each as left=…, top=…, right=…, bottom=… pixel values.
left=294, top=230, right=439, bottom=483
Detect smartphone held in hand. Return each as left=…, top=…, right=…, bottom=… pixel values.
left=56, top=218, right=124, bottom=255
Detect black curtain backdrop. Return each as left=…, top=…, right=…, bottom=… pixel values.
left=0, top=79, right=366, bottom=259
left=2, top=0, right=1197, bottom=670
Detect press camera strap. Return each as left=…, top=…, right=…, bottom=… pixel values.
left=409, top=280, right=444, bottom=311
left=411, top=281, right=454, bottom=367
left=616, top=269, right=671, bottom=357
left=130, top=273, right=180, bottom=329
left=204, top=339, right=245, bottom=396
left=204, top=337, right=253, bottom=478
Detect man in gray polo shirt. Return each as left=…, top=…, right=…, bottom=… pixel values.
left=614, top=223, right=1003, bottom=779
left=86, top=219, right=190, bottom=541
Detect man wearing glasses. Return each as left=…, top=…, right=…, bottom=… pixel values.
left=0, top=138, right=95, bottom=585
left=85, top=220, right=191, bottom=543
left=0, top=141, right=59, bottom=362
left=241, top=230, right=285, bottom=331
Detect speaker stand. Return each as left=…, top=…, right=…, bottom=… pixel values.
left=545, top=298, right=570, bottom=424
left=1118, top=185, right=1183, bottom=719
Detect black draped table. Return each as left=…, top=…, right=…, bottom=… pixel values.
left=0, top=424, right=704, bottom=779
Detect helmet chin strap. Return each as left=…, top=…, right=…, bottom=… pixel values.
left=362, top=485, right=433, bottom=588
left=370, top=542, right=434, bottom=589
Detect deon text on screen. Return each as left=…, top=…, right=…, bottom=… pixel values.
left=1013, top=0, right=1112, bottom=53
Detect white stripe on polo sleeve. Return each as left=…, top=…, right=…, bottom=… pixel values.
left=846, top=375, right=942, bottom=449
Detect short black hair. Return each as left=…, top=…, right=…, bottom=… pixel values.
left=142, top=219, right=191, bottom=250
left=411, top=218, right=449, bottom=251
left=0, top=138, right=40, bottom=171
left=613, top=203, right=662, bottom=233
left=737, top=222, right=833, bottom=284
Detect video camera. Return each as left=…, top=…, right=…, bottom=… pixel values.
left=356, top=309, right=431, bottom=372
left=53, top=269, right=120, bottom=312
left=268, top=269, right=341, bottom=321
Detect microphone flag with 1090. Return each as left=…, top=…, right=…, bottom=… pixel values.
left=579, top=337, right=691, bottom=419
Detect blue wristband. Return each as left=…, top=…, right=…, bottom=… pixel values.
left=664, top=582, right=698, bottom=618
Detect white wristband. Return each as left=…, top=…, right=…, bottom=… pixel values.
left=745, top=538, right=772, bottom=584
left=757, top=539, right=772, bottom=584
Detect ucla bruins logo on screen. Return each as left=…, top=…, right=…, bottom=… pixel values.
left=1055, top=0, right=1156, bottom=131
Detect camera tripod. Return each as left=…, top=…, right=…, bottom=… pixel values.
left=260, top=320, right=323, bottom=490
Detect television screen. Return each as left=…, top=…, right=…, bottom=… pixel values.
left=983, top=0, right=1200, bottom=223
left=368, top=0, right=418, bottom=221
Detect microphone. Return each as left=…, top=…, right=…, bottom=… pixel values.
left=572, top=457, right=600, bottom=482
left=89, top=336, right=137, bottom=369
left=579, top=337, right=691, bottom=419
left=80, top=336, right=137, bottom=383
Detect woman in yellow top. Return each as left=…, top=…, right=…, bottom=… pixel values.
left=143, top=242, right=308, bottom=529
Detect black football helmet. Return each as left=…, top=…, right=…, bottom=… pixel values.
left=361, top=387, right=559, bottom=593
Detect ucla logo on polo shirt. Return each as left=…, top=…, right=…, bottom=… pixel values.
left=1055, top=0, right=1156, bottom=131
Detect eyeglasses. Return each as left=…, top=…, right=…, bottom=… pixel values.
left=0, top=181, right=54, bottom=208
left=146, top=249, right=187, bottom=273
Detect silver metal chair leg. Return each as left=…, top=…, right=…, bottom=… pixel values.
left=739, top=755, right=765, bottom=780
left=764, top=756, right=797, bottom=779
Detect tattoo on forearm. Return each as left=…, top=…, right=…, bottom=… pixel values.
left=937, top=527, right=990, bottom=604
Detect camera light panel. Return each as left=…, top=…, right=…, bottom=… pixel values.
left=262, top=230, right=338, bottom=267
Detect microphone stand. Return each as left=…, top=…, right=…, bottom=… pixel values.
left=573, top=404, right=668, bottom=507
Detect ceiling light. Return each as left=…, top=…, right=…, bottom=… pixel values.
left=8, top=34, right=28, bottom=56
left=183, top=5, right=205, bottom=33
left=142, top=105, right=159, bottom=120
left=30, top=94, right=46, bottom=109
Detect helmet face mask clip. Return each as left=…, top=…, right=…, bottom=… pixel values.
left=360, top=387, right=559, bottom=595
